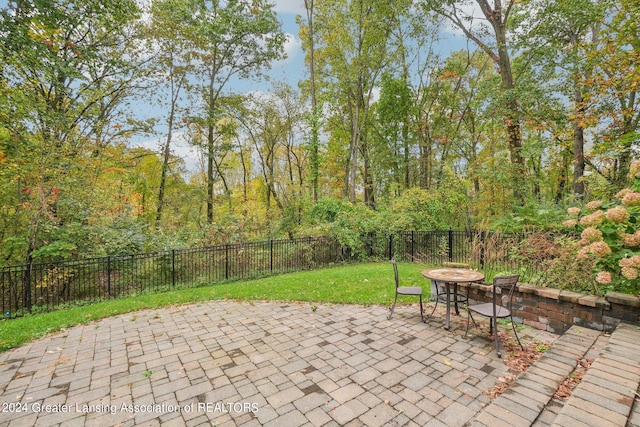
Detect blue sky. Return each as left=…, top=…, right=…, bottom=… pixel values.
left=228, top=0, right=306, bottom=93
left=0, top=0, right=315, bottom=170
left=136, top=1, right=310, bottom=171
left=0, top=0, right=472, bottom=172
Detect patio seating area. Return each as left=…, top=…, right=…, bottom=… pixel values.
left=1, top=300, right=639, bottom=426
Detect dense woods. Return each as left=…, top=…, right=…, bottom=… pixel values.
left=1, top=0, right=639, bottom=270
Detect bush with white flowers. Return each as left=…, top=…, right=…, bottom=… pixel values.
left=563, top=160, right=640, bottom=294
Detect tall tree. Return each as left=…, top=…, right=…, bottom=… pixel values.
left=586, top=0, right=640, bottom=188
left=311, top=0, right=396, bottom=206
left=370, top=3, right=437, bottom=197
left=149, top=0, right=194, bottom=226
left=300, top=0, right=321, bottom=203
left=375, top=74, right=413, bottom=192
left=0, top=0, right=146, bottom=270
left=518, top=0, right=606, bottom=200
left=422, top=0, right=526, bottom=202
left=187, top=0, right=286, bottom=224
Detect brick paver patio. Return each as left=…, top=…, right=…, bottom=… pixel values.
left=0, top=301, right=560, bottom=426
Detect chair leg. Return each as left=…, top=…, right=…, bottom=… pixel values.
left=427, top=284, right=440, bottom=319
left=511, top=315, right=524, bottom=351
left=419, top=295, right=425, bottom=323
left=464, top=310, right=471, bottom=337
left=453, top=283, right=460, bottom=315
left=388, top=294, right=398, bottom=319
left=464, top=309, right=478, bottom=337
left=494, top=318, right=503, bottom=358
left=427, top=299, right=438, bottom=319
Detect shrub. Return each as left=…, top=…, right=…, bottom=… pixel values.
left=563, top=160, right=640, bottom=294
left=302, top=198, right=380, bottom=258
left=510, top=229, right=597, bottom=294
left=473, top=229, right=596, bottom=293
left=381, top=187, right=468, bottom=231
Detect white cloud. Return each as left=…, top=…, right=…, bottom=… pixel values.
left=274, top=33, right=302, bottom=66
left=135, top=132, right=203, bottom=175
left=271, top=0, right=306, bottom=16
left=440, top=2, right=488, bottom=37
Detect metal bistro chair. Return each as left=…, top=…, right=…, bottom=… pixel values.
left=388, top=259, right=425, bottom=322
left=464, top=274, right=523, bottom=358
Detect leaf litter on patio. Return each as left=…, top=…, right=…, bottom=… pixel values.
left=477, top=324, right=592, bottom=402
left=448, top=316, right=548, bottom=399
left=483, top=331, right=550, bottom=400
left=553, top=357, right=592, bottom=400
left=425, top=305, right=590, bottom=402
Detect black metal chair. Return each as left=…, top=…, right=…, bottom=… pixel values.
left=388, top=259, right=424, bottom=322
left=464, top=274, right=523, bottom=358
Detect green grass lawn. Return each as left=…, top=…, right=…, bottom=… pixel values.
left=0, top=261, right=430, bottom=353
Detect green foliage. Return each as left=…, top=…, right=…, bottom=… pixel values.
left=488, top=201, right=570, bottom=232
left=299, top=188, right=469, bottom=256
left=97, top=215, right=149, bottom=256
left=304, top=198, right=379, bottom=257
left=382, top=188, right=468, bottom=231
left=307, top=198, right=351, bottom=223
left=563, top=162, right=640, bottom=294
left=0, top=0, right=148, bottom=265
left=31, top=241, right=77, bottom=260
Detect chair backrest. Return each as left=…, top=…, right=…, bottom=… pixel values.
left=492, top=274, right=519, bottom=313
left=392, top=258, right=399, bottom=289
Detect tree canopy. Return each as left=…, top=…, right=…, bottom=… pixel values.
left=0, top=0, right=638, bottom=267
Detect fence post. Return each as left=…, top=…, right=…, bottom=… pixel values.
left=448, top=228, right=453, bottom=262
left=388, top=234, right=393, bottom=260
left=107, top=256, right=111, bottom=297
left=171, top=250, right=176, bottom=288
left=24, top=261, right=33, bottom=314
left=270, top=240, right=274, bottom=272
left=225, top=244, right=229, bottom=280
left=411, top=231, right=415, bottom=262
left=480, top=231, right=486, bottom=268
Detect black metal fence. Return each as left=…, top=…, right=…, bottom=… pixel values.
left=1, top=230, right=545, bottom=319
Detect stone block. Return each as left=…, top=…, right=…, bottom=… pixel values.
left=578, top=295, right=598, bottom=307
left=558, top=291, right=584, bottom=303
left=516, top=283, right=538, bottom=295
left=606, top=292, right=640, bottom=307
left=535, top=287, right=561, bottom=300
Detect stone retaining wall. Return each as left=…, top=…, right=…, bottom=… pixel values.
left=466, top=283, right=640, bottom=334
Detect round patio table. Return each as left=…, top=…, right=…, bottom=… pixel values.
left=422, top=268, right=485, bottom=330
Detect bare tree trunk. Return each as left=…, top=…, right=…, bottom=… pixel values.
left=304, top=0, right=320, bottom=203
left=362, top=139, right=375, bottom=207
left=156, top=52, right=186, bottom=226
left=573, top=87, right=585, bottom=198
left=556, top=140, right=570, bottom=203
left=207, top=124, right=215, bottom=224
left=206, top=72, right=216, bottom=224
left=349, top=101, right=360, bottom=202
left=156, top=124, right=172, bottom=226
left=492, top=20, right=525, bottom=202
left=442, top=0, right=526, bottom=202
